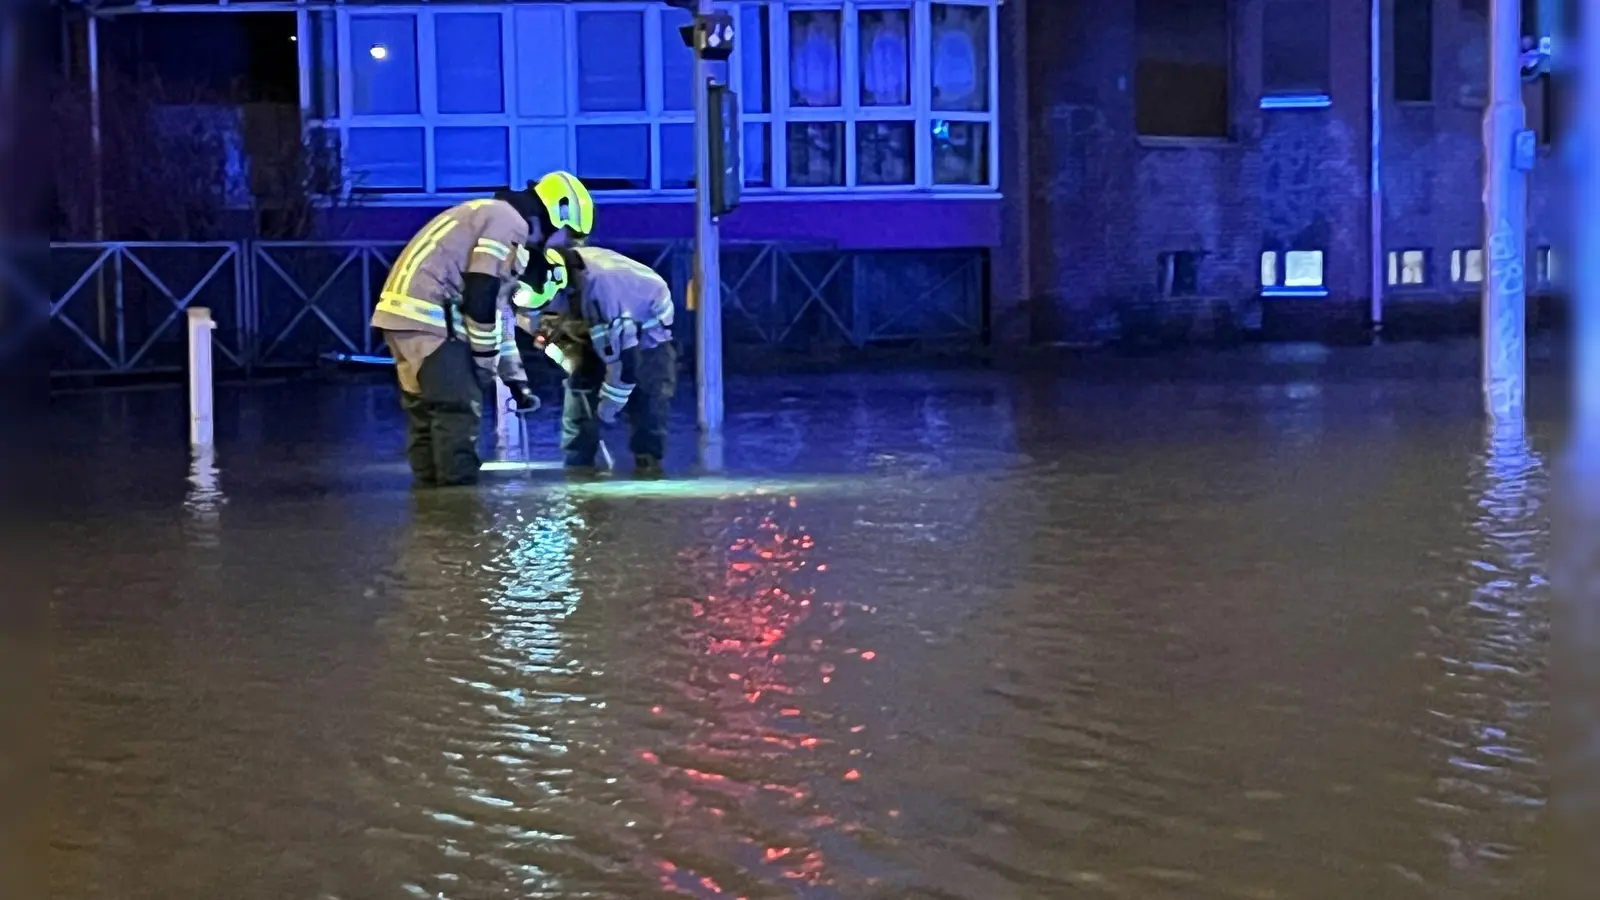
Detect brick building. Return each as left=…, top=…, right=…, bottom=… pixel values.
left=996, top=0, right=1564, bottom=345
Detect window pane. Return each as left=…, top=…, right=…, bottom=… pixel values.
left=307, top=11, right=338, bottom=119
left=518, top=126, right=568, bottom=181
left=1284, top=250, right=1324, bottom=287
left=514, top=7, right=567, bottom=117
left=435, top=13, right=503, bottom=114
left=786, top=122, right=843, bottom=186
left=1135, top=0, right=1229, bottom=137
left=930, top=3, right=988, bottom=112
left=575, top=123, right=649, bottom=190
left=346, top=126, right=425, bottom=190
left=1261, top=251, right=1279, bottom=287
left=744, top=122, right=770, bottom=186
left=435, top=127, right=510, bottom=191
left=1263, top=0, right=1331, bottom=96
left=788, top=9, right=841, bottom=108
left=856, top=121, right=913, bottom=185
left=859, top=8, right=910, bottom=107
left=350, top=15, right=419, bottom=115
left=577, top=11, right=645, bottom=112
left=740, top=5, right=771, bottom=113
left=932, top=119, right=987, bottom=185
left=1400, top=250, right=1426, bottom=284
left=661, top=122, right=696, bottom=189
left=663, top=7, right=729, bottom=112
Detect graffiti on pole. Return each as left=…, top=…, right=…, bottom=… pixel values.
left=1485, top=220, right=1526, bottom=418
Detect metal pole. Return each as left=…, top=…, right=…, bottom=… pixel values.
left=1574, top=0, right=1600, bottom=449
left=1369, top=0, right=1384, bottom=340
left=692, top=0, right=724, bottom=434
left=188, top=307, right=216, bottom=448
left=88, top=11, right=108, bottom=343
left=1483, top=0, right=1530, bottom=424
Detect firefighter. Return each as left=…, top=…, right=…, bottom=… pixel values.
left=372, top=173, right=594, bottom=486
left=536, top=246, right=677, bottom=477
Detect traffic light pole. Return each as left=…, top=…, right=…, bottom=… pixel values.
left=692, top=0, right=725, bottom=436
left=1483, top=0, right=1530, bottom=426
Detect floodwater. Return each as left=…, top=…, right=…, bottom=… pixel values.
left=41, top=344, right=1553, bottom=899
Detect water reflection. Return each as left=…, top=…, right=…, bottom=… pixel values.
left=183, top=447, right=225, bottom=549
left=1419, top=420, right=1548, bottom=891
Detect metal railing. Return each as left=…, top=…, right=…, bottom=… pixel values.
left=32, top=239, right=985, bottom=376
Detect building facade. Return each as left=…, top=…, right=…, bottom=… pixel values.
left=1017, top=0, right=1564, bottom=345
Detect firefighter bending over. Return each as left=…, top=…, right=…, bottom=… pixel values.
left=371, top=173, right=595, bottom=486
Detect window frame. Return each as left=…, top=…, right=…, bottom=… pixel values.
left=1385, top=248, right=1431, bottom=289
left=305, top=1, right=1001, bottom=201
left=1260, top=248, right=1330, bottom=297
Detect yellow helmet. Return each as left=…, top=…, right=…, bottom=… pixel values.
left=532, top=171, right=595, bottom=239
left=513, top=247, right=568, bottom=310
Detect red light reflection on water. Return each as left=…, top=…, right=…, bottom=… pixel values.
left=631, top=503, right=854, bottom=894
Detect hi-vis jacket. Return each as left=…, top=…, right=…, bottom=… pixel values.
left=372, top=198, right=531, bottom=386
left=571, top=246, right=674, bottom=406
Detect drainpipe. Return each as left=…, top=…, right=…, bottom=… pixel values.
left=1369, top=0, right=1384, bottom=341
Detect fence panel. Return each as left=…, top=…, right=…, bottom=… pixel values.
left=48, top=243, right=244, bottom=375
left=852, top=251, right=984, bottom=343
left=251, top=242, right=404, bottom=365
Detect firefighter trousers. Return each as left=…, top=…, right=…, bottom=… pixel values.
left=561, top=342, right=677, bottom=469
left=390, top=335, right=488, bottom=486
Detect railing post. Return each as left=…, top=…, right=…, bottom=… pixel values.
left=187, top=307, right=216, bottom=448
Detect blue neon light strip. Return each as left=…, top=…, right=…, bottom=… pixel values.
left=1262, top=286, right=1330, bottom=298
left=1260, top=93, right=1333, bottom=110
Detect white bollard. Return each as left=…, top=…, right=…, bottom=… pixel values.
left=187, top=307, right=216, bottom=448
left=494, top=380, right=522, bottom=457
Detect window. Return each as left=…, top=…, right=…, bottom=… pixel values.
left=1158, top=251, right=1200, bottom=296
left=860, top=8, right=911, bottom=107
left=1261, top=251, right=1279, bottom=288
left=514, top=7, right=566, bottom=118
left=577, top=10, right=645, bottom=112
left=930, top=4, right=988, bottom=112
left=933, top=119, right=986, bottom=184
left=1284, top=251, right=1324, bottom=287
left=346, top=127, right=425, bottom=191
left=435, top=13, right=503, bottom=114
left=1393, top=0, right=1433, bottom=102
left=315, top=2, right=999, bottom=197
left=1262, top=0, right=1330, bottom=99
left=1452, top=249, right=1485, bottom=284
left=435, top=127, right=509, bottom=191
left=744, top=122, right=771, bottom=186
left=740, top=5, right=772, bottom=114
left=1535, top=246, right=1553, bottom=286
left=789, top=9, right=842, bottom=107
left=305, top=11, right=338, bottom=120
left=1135, top=0, right=1229, bottom=137
left=518, top=126, right=567, bottom=181
left=663, top=6, right=728, bottom=113
left=857, top=121, right=914, bottom=185
left=788, top=122, right=845, bottom=186
left=576, top=124, right=649, bottom=190
left=350, top=15, right=419, bottom=115
left=1387, top=249, right=1428, bottom=286
left=661, top=122, right=696, bottom=190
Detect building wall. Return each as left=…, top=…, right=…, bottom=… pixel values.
left=1018, top=0, right=1564, bottom=345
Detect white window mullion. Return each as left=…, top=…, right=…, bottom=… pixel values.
left=502, top=8, right=520, bottom=186
left=335, top=11, right=355, bottom=189
left=645, top=6, right=664, bottom=191
left=771, top=2, right=790, bottom=190
left=296, top=10, right=311, bottom=114
left=843, top=2, right=859, bottom=188
left=986, top=1, right=1000, bottom=190
left=417, top=11, right=438, bottom=193
left=912, top=0, right=932, bottom=189
left=564, top=5, right=580, bottom=176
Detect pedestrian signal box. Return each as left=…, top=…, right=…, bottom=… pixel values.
left=708, top=84, right=741, bottom=216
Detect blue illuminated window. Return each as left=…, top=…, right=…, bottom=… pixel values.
left=576, top=124, right=650, bottom=190
left=518, top=126, right=567, bottom=182
left=931, top=3, right=987, bottom=112
left=350, top=15, right=419, bottom=115
left=789, top=9, right=842, bottom=107
left=660, top=122, right=696, bottom=189
left=435, top=13, right=503, bottom=115
left=663, top=6, right=728, bottom=112
left=860, top=7, right=911, bottom=107
left=513, top=7, right=566, bottom=118
left=346, top=126, right=425, bottom=190
left=435, top=127, right=509, bottom=191
left=577, top=11, right=646, bottom=112
left=744, top=122, right=771, bottom=186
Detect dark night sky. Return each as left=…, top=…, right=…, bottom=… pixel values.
left=98, top=12, right=299, bottom=103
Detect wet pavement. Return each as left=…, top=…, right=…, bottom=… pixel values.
left=42, top=343, right=1552, bottom=898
